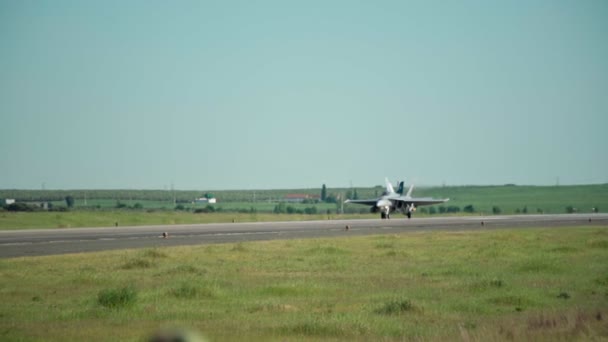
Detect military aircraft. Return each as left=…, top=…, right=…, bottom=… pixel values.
left=345, top=178, right=449, bottom=219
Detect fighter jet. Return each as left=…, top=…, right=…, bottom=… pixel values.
left=345, top=178, right=449, bottom=219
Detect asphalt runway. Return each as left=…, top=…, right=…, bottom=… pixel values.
left=1, top=214, right=607, bottom=258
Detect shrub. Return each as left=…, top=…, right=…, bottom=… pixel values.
left=304, top=206, right=318, bottom=215
left=463, top=205, right=475, bottom=213
left=121, top=258, right=152, bottom=269
left=171, top=283, right=198, bottom=299
left=492, top=206, right=501, bottom=214
left=490, top=278, right=504, bottom=287
left=446, top=206, right=460, bottom=213
left=6, top=202, right=38, bottom=212
left=141, top=248, right=167, bottom=259
left=375, top=299, right=414, bottom=315
left=97, top=286, right=137, bottom=309
left=273, top=203, right=286, bottom=214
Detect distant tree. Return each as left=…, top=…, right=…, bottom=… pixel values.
left=353, top=189, right=359, bottom=200
left=6, top=202, right=36, bottom=212
left=438, top=206, right=447, bottom=214
left=447, top=206, right=460, bottom=213
left=204, top=193, right=214, bottom=199
left=174, top=204, right=186, bottom=211
left=321, top=184, right=327, bottom=202
left=273, top=202, right=286, bottom=214
left=463, top=205, right=475, bottom=213
left=429, top=206, right=437, bottom=215
left=522, top=206, right=528, bottom=214
left=132, top=203, right=143, bottom=209
left=325, top=194, right=337, bottom=204
left=345, top=190, right=353, bottom=200
left=565, top=205, right=575, bottom=214
left=286, top=205, right=296, bottom=214
left=492, top=206, right=501, bottom=215
left=304, top=206, right=317, bottom=215
left=65, top=196, right=75, bottom=208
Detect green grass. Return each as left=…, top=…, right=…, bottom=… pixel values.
left=3, top=183, right=607, bottom=214
left=1, top=183, right=607, bottom=230
left=1, top=226, right=607, bottom=341
left=409, top=183, right=608, bottom=215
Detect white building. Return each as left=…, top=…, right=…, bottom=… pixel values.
left=195, top=197, right=216, bottom=204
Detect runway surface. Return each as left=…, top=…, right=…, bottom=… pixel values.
left=1, top=214, right=607, bottom=258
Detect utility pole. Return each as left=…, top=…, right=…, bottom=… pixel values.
left=171, top=183, right=176, bottom=206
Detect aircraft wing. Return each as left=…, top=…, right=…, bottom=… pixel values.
left=344, top=199, right=379, bottom=206
left=393, top=197, right=449, bottom=206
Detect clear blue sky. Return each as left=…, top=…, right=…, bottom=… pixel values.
left=1, top=1, right=607, bottom=190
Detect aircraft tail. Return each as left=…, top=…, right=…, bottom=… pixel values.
left=384, top=177, right=395, bottom=194
left=396, top=181, right=405, bottom=195
left=405, top=184, right=415, bottom=198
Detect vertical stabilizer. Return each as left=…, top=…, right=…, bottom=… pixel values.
left=396, top=181, right=405, bottom=195
left=385, top=177, right=395, bottom=194
left=405, top=184, right=415, bottom=198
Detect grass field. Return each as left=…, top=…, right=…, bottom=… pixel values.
left=1, top=184, right=607, bottom=230
left=1, top=226, right=607, bottom=341
left=3, top=184, right=607, bottom=214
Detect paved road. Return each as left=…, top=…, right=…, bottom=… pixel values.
left=1, top=214, right=607, bottom=258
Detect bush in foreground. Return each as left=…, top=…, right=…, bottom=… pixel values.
left=375, top=299, right=415, bottom=315
left=97, top=286, right=137, bottom=309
